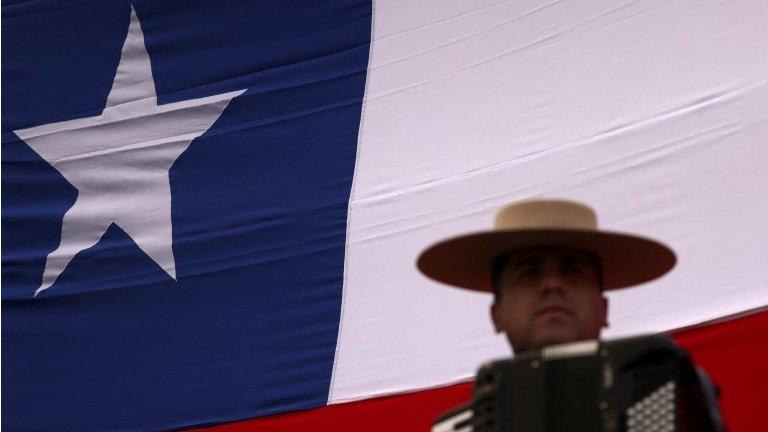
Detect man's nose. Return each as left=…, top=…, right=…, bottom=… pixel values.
left=540, top=271, right=568, bottom=295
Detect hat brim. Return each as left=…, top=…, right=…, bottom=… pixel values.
left=416, top=229, right=676, bottom=292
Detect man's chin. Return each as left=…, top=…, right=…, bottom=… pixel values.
left=532, top=326, right=581, bottom=348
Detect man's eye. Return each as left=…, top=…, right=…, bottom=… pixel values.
left=515, top=267, right=536, bottom=279
left=517, top=268, right=538, bottom=279
left=566, top=265, right=583, bottom=274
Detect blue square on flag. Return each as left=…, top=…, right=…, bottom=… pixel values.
left=2, top=1, right=371, bottom=430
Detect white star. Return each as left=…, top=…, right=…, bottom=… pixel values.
left=14, top=6, right=245, bottom=296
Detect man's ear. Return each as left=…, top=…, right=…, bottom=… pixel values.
left=601, top=295, right=609, bottom=328
left=491, top=302, right=503, bottom=333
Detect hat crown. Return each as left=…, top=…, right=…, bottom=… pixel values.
left=493, top=199, right=597, bottom=231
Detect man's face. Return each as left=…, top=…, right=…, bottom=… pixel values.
left=491, top=248, right=607, bottom=352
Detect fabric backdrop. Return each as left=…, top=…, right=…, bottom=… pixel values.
left=3, top=0, right=767, bottom=431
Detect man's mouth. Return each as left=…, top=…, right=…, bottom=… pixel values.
left=536, top=306, right=573, bottom=317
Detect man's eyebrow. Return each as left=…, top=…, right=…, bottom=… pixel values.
left=508, top=256, right=541, bottom=271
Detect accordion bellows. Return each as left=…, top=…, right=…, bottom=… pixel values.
left=433, top=335, right=724, bottom=432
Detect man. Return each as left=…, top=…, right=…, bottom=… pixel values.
left=417, top=198, right=676, bottom=352
left=418, top=200, right=725, bottom=430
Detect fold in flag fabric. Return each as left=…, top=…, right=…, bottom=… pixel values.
left=3, top=1, right=768, bottom=431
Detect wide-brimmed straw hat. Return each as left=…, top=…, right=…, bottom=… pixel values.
left=417, top=199, right=676, bottom=292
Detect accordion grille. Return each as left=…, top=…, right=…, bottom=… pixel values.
left=626, top=381, right=676, bottom=432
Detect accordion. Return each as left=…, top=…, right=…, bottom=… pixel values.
left=433, top=335, right=724, bottom=432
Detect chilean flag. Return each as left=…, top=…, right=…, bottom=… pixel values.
left=3, top=1, right=768, bottom=431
